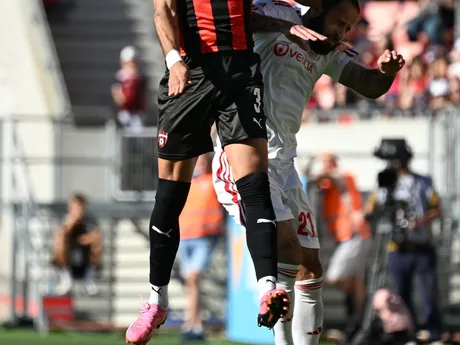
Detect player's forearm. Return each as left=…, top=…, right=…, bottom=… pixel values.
left=153, top=4, right=180, bottom=56
left=251, top=12, right=293, bottom=34
left=340, top=62, right=397, bottom=100
left=357, top=69, right=396, bottom=99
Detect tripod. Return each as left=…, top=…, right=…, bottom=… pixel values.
left=349, top=203, right=410, bottom=345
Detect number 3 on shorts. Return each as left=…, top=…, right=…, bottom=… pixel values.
left=297, top=211, right=317, bottom=237
left=253, top=87, right=261, bottom=113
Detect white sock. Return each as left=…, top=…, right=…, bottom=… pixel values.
left=58, top=268, right=72, bottom=284
left=149, top=284, right=169, bottom=309
left=192, top=324, right=203, bottom=334
left=257, top=275, right=277, bottom=299
left=274, top=263, right=299, bottom=345
left=293, top=278, right=324, bottom=345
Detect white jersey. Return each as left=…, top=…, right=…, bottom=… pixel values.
left=252, top=0, right=359, bottom=161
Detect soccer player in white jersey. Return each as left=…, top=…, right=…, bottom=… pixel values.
left=213, top=0, right=405, bottom=344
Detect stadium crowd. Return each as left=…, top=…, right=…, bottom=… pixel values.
left=301, top=0, right=457, bottom=121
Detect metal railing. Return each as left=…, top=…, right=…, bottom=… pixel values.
left=4, top=117, right=50, bottom=333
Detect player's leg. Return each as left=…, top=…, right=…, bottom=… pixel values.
left=266, top=175, right=301, bottom=345
left=214, top=51, right=287, bottom=328
left=148, top=82, right=215, bottom=309
left=326, top=237, right=371, bottom=331
left=287, top=188, right=324, bottom=345
left=54, top=229, right=73, bottom=295
left=274, top=219, right=302, bottom=345
left=294, top=248, right=324, bottom=345
left=126, top=61, right=216, bottom=344
left=179, top=236, right=219, bottom=341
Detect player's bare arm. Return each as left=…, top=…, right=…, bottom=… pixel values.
left=153, top=0, right=191, bottom=96
left=339, top=49, right=405, bottom=99
left=252, top=12, right=327, bottom=42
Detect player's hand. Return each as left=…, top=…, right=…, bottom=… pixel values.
left=63, top=213, right=80, bottom=232
left=168, top=61, right=191, bottom=96
left=378, top=50, right=405, bottom=76
left=289, top=25, right=327, bottom=42
left=78, top=233, right=94, bottom=246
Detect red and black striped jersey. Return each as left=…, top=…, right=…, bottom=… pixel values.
left=177, top=0, right=253, bottom=56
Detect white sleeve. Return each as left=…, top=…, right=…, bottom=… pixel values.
left=252, top=0, right=303, bottom=55
left=324, top=43, right=360, bottom=82
left=252, top=0, right=302, bottom=24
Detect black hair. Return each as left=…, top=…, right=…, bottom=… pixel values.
left=303, top=0, right=362, bottom=31
left=321, top=0, right=361, bottom=15
left=303, top=0, right=361, bottom=54
left=71, top=193, right=87, bottom=205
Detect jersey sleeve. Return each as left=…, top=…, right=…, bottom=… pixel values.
left=252, top=0, right=303, bottom=55
left=252, top=0, right=303, bottom=24
left=324, top=43, right=360, bottom=82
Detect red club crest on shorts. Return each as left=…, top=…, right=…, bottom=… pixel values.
left=158, top=130, right=168, bottom=148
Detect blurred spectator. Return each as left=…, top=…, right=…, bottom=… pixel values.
left=112, top=46, right=147, bottom=133
left=350, top=18, right=373, bottom=66
left=400, top=56, right=428, bottom=112
left=53, top=193, right=102, bottom=296
left=305, top=153, right=372, bottom=343
left=298, top=0, right=457, bottom=121
left=449, top=76, right=460, bottom=104
left=366, top=140, right=443, bottom=342
left=406, top=0, right=454, bottom=48
left=178, top=154, right=223, bottom=342
left=369, top=289, right=415, bottom=345
left=428, top=56, right=450, bottom=109
left=112, top=46, right=153, bottom=194
left=448, top=39, right=460, bottom=79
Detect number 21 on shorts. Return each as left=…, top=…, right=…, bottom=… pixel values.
left=297, top=211, right=317, bottom=237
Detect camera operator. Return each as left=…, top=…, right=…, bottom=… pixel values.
left=366, top=139, right=443, bottom=343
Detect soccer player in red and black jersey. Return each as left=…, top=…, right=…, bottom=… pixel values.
left=125, top=0, right=326, bottom=343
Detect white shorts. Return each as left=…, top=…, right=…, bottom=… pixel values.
left=212, top=150, right=320, bottom=249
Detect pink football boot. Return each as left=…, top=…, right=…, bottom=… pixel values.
left=126, top=302, right=168, bottom=345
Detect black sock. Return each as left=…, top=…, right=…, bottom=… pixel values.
left=235, top=172, right=277, bottom=280
left=149, top=178, right=191, bottom=286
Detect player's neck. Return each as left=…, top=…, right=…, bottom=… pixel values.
left=398, top=168, right=411, bottom=176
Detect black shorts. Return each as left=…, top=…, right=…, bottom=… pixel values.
left=157, top=51, right=267, bottom=160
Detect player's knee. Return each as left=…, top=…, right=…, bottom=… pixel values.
left=149, top=179, right=191, bottom=246
left=277, top=221, right=302, bottom=265
left=235, top=172, right=272, bottom=211
left=299, top=249, right=323, bottom=280
left=327, top=276, right=339, bottom=286
left=225, top=139, right=269, bottom=179
left=157, top=157, right=197, bottom=182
